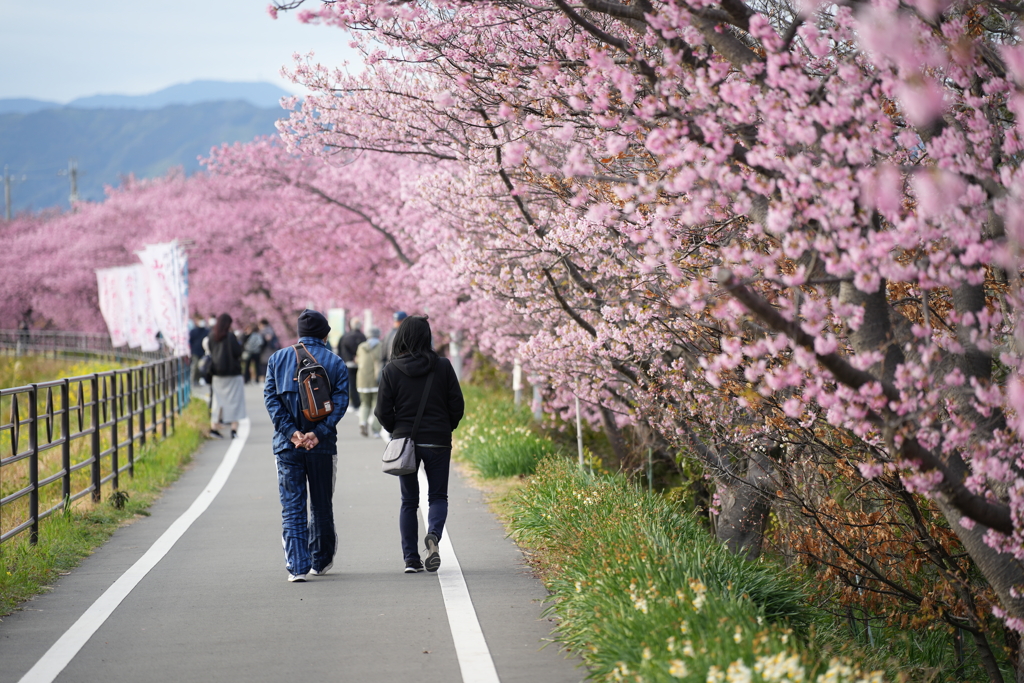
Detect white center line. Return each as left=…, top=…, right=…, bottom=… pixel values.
left=18, top=418, right=251, bottom=683
left=419, top=466, right=501, bottom=683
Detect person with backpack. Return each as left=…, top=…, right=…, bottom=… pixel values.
left=374, top=315, right=464, bottom=573
left=241, top=323, right=265, bottom=383
left=264, top=309, right=349, bottom=582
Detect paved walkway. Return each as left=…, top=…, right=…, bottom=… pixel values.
left=0, top=384, right=584, bottom=682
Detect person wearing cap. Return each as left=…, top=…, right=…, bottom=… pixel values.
left=264, top=309, right=350, bottom=582
left=381, top=310, right=407, bottom=366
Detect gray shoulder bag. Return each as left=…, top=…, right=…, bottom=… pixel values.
left=381, top=370, right=435, bottom=476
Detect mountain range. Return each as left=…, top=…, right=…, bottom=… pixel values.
left=0, top=81, right=293, bottom=214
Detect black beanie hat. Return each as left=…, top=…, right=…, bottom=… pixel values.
left=297, top=309, right=331, bottom=339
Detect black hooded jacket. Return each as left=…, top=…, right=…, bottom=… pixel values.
left=374, top=352, right=464, bottom=447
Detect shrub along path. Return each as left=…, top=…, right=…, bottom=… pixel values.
left=0, top=383, right=583, bottom=683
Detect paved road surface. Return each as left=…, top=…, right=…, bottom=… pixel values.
left=0, top=384, right=583, bottom=682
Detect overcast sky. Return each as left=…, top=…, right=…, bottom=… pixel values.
left=0, top=1, right=360, bottom=102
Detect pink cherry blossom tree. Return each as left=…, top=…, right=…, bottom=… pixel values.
left=270, top=0, right=1024, bottom=672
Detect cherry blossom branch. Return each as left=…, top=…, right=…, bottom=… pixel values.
left=717, top=269, right=1014, bottom=535
left=289, top=180, right=414, bottom=266
left=474, top=108, right=544, bottom=236
left=549, top=0, right=659, bottom=84
left=542, top=267, right=598, bottom=337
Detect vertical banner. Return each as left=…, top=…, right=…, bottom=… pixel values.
left=96, top=240, right=188, bottom=355
left=327, top=308, right=346, bottom=352
left=137, top=241, right=189, bottom=356
left=96, top=267, right=130, bottom=347
left=96, top=265, right=160, bottom=352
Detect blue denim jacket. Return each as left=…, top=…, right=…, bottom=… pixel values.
left=264, top=337, right=349, bottom=455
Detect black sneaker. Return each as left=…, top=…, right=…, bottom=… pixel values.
left=424, top=533, right=440, bottom=572
left=404, top=562, right=425, bottom=574
left=231, top=430, right=238, bottom=439
left=209, top=429, right=223, bottom=439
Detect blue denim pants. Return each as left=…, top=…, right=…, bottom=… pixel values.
left=276, top=448, right=337, bottom=576
left=398, top=446, right=451, bottom=565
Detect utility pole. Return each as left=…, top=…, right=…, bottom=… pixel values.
left=67, top=158, right=79, bottom=204
left=58, top=158, right=82, bottom=208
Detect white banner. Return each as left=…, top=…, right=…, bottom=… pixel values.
left=137, top=241, right=189, bottom=356
left=96, top=267, right=131, bottom=348
left=124, top=265, right=160, bottom=351
left=95, top=265, right=160, bottom=352
left=95, top=241, right=188, bottom=355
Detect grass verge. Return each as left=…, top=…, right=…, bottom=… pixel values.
left=507, top=458, right=861, bottom=682
left=455, top=386, right=558, bottom=478
left=0, top=399, right=207, bottom=618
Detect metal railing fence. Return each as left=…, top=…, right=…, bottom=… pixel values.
left=0, top=329, right=169, bottom=363
left=0, top=356, right=192, bottom=546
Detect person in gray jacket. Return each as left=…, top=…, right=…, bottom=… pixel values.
left=355, top=328, right=384, bottom=437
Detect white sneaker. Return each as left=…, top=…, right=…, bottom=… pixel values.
left=310, top=562, right=333, bottom=576
left=288, top=573, right=307, bottom=582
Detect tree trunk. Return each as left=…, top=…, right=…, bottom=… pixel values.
left=599, top=404, right=630, bottom=471
left=715, top=452, right=773, bottom=560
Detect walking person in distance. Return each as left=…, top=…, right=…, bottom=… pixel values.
left=381, top=310, right=407, bottom=365
left=338, top=318, right=366, bottom=413
left=205, top=313, right=246, bottom=438
left=188, top=315, right=208, bottom=385
left=374, top=315, right=464, bottom=573
left=257, top=318, right=280, bottom=382
left=355, top=327, right=384, bottom=438
left=264, top=309, right=349, bottom=582
left=241, top=323, right=265, bottom=383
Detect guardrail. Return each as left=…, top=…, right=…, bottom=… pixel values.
left=0, top=329, right=169, bottom=363
left=0, top=356, right=192, bottom=546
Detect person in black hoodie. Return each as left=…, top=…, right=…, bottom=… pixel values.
left=205, top=313, right=246, bottom=438
left=375, top=315, right=465, bottom=573
left=337, top=318, right=366, bottom=412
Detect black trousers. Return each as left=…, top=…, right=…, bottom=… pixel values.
left=347, top=365, right=360, bottom=409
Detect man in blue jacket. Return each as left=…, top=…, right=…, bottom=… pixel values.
left=264, top=309, right=349, bottom=582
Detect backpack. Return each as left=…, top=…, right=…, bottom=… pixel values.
left=197, top=354, right=214, bottom=384
left=293, top=343, right=333, bottom=421
left=244, top=332, right=265, bottom=355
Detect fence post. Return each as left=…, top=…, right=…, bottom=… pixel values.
left=575, top=395, right=584, bottom=470
left=513, top=359, right=523, bottom=406
left=111, top=375, right=119, bottom=490
left=61, top=379, right=71, bottom=502
left=161, top=362, right=168, bottom=438
left=150, top=365, right=157, bottom=441
left=169, top=360, right=177, bottom=431
left=29, top=385, right=39, bottom=544
left=139, top=367, right=147, bottom=447
left=126, top=370, right=134, bottom=476
left=90, top=375, right=101, bottom=502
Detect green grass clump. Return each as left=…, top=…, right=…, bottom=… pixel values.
left=0, top=399, right=207, bottom=617
left=507, top=457, right=884, bottom=683
left=455, top=386, right=557, bottom=478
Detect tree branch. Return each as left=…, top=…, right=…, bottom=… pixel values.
left=717, top=269, right=1013, bottom=534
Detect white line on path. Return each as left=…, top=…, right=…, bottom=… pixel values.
left=18, top=419, right=252, bottom=683
left=419, top=467, right=501, bottom=683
